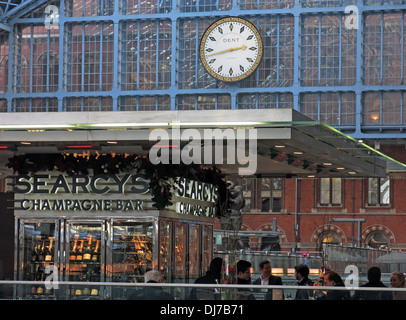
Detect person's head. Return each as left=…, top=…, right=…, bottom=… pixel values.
left=323, top=271, right=344, bottom=287
left=208, top=257, right=223, bottom=275
left=367, top=266, right=381, bottom=283
left=294, top=264, right=309, bottom=281
left=390, top=271, right=405, bottom=288
left=259, top=260, right=272, bottom=278
left=237, top=260, right=252, bottom=281
left=144, top=270, right=165, bottom=283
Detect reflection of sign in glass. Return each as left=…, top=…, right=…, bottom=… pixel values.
left=172, top=177, right=219, bottom=217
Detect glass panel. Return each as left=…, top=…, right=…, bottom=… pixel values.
left=253, top=15, right=294, bottom=88
left=362, top=92, right=381, bottom=125
left=202, top=225, right=213, bottom=276
left=67, top=222, right=102, bottom=299
left=368, top=178, right=378, bottom=205
left=301, top=14, right=356, bottom=87
left=174, top=222, right=187, bottom=282
left=188, top=224, right=200, bottom=282
left=13, top=98, right=58, bottom=112
left=119, top=20, right=171, bottom=91
left=179, top=0, right=232, bottom=12
left=65, top=0, right=114, bottom=16
left=120, top=0, right=172, bottom=14
left=0, top=99, right=7, bottom=112
left=111, top=221, right=154, bottom=283
left=320, top=92, right=340, bottom=125
left=320, top=178, right=330, bottom=204
left=300, top=93, right=319, bottom=121
left=64, top=22, right=114, bottom=92
left=272, top=178, right=282, bottom=212
left=380, top=177, right=390, bottom=205
left=382, top=92, right=401, bottom=125
left=159, top=220, right=172, bottom=275
left=240, top=0, right=294, bottom=9
left=20, top=221, right=57, bottom=299
left=0, top=33, right=8, bottom=94
left=261, top=178, right=271, bottom=212
left=331, top=178, right=342, bottom=205
left=301, top=0, right=356, bottom=7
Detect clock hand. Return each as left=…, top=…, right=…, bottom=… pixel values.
left=207, top=44, right=247, bottom=56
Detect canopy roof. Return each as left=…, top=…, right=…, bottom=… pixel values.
left=0, top=109, right=404, bottom=177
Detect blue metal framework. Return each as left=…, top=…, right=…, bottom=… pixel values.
left=1, top=0, right=406, bottom=139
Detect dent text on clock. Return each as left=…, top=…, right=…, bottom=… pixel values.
left=223, top=38, right=241, bottom=42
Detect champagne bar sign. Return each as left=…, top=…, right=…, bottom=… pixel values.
left=13, top=172, right=151, bottom=212
left=172, top=177, right=219, bottom=218
left=13, top=173, right=219, bottom=218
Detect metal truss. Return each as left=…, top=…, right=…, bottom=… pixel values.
left=0, top=0, right=46, bottom=30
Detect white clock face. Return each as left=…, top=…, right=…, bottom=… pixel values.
left=200, top=17, right=263, bottom=82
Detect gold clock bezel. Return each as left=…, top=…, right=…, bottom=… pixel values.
left=199, top=16, right=263, bottom=82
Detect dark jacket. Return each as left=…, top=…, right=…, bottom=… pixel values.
left=128, top=281, right=174, bottom=300
left=295, top=277, right=314, bottom=300
left=353, top=281, right=393, bottom=300
left=191, top=274, right=222, bottom=300
left=190, top=257, right=222, bottom=300
left=236, top=278, right=255, bottom=300
left=253, top=275, right=283, bottom=300
left=317, top=284, right=352, bottom=301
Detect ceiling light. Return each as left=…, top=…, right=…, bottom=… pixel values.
left=20, top=141, right=31, bottom=145
left=336, top=167, right=345, bottom=170
left=106, top=141, right=118, bottom=144
left=348, top=171, right=357, bottom=175
left=323, top=162, right=333, bottom=166
left=274, top=145, right=285, bottom=148
left=293, top=151, right=303, bottom=155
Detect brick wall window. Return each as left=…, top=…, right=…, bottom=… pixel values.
left=367, top=177, right=390, bottom=206
left=238, top=177, right=284, bottom=212
left=319, top=178, right=342, bottom=206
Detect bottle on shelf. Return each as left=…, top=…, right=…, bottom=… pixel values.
left=91, top=240, right=100, bottom=262
left=45, top=239, right=54, bottom=262
left=70, top=239, right=78, bottom=261
left=31, top=244, right=38, bottom=262
left=76, top=240, right=84, bottom=261
left=38, top=241, right=45, bottom=262
left=83, top=236, right=92, bottom=261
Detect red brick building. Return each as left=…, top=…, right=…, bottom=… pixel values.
left=223, top=143, right=406, bottom=252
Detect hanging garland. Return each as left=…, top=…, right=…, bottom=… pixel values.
left=6, top=153, right=230, bottom=217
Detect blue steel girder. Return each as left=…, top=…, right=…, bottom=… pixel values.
left=0, top=0, right=47, bottom=30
